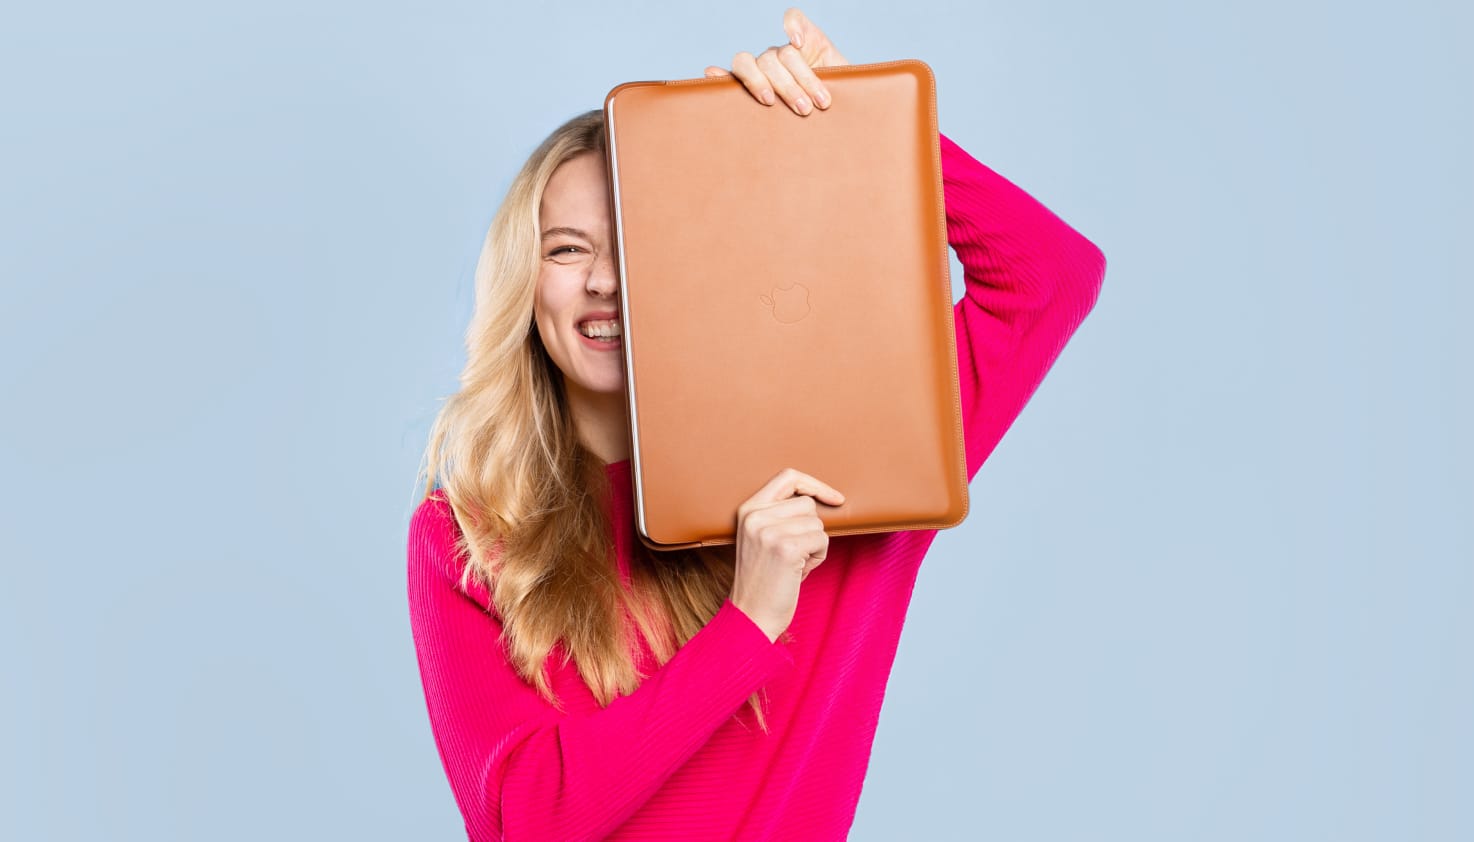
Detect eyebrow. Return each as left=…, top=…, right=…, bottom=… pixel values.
left=540, top=226, right=594, bottom=241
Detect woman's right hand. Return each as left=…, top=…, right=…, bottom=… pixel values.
left=729, top=467, right=847, bottom=642
left=703, top=8, right=851, bottom=117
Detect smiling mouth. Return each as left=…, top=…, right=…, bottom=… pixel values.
left=576, top=319, right=622, bottom=340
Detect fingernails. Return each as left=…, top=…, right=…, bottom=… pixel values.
left=761, top=89, right=775, bottom=106
left=794, top=96, right=810, bottom=115
left=815, top=88, right=829, bottom=108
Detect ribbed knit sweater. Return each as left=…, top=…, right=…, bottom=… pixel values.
left=407, top=131, right=1107, bottom=841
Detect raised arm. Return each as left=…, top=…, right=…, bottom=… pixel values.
left=939, top=131, right=1107, bottom=481
left=407, top=496, right=793, bottom=841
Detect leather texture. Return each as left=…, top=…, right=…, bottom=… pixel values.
left=602, top=59, right=968, bottom=550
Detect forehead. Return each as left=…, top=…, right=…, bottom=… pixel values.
left=541, top=152, right=611, bottom=236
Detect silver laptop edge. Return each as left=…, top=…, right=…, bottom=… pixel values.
left=604, top=99, right=651, bottom=543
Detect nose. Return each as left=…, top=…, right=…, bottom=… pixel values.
left=586, top=250, right=620, bottom=297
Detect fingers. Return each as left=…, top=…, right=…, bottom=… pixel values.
left=800, top=546, right=827, bottom=581
left=756, top=46, right=813, bottom=115
left=783, top=7, right=811, bottom=50
left=729, top=45, right=828, bottom=115
left=743, top=467, right=846, bottom=510
left=784, top=7, right=850, bottom=67
left=762, top=514, right=830, bottom=577
left=796, top=518, right=831, bottom=581
left=777, top=471, right=844, bottom=508
left=775, top=43, right=829, bottom=110
left=731, top=51, right=776, bottom=106
left=712, top=8, right=844, bottom=112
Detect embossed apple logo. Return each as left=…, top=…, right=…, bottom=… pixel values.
left=759, top=283, right=811, bottom=324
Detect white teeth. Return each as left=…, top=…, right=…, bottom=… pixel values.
left=578, top=319, right=622, bottom=339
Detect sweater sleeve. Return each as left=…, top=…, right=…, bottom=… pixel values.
left=861, top=133, right=1107, bottom=565
left=938, top=131, right=1107, bottom=483
left=406, top=495, right=795, bottom=842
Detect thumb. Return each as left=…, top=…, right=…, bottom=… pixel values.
left=704, top=65, right=733, bottom=78
left=783, top=7, right=809, bottom=49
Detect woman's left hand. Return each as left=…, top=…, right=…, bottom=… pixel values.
left=703, top=7, right=851, bottom=117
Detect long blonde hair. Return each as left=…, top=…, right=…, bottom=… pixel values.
left=415, top=109, right=774, bottom=731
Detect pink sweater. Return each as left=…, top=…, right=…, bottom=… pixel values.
left=407, top=131, right=1106, bottom=841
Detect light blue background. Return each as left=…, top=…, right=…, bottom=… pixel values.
left=3, top=1, right=1469, bottom=839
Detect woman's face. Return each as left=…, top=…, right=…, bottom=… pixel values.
left=534, top=151, right=624, bottom=395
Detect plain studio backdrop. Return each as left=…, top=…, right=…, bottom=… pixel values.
left=2, top=1, right=1469, bottom=840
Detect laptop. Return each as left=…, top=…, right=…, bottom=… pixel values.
left=602, top=58, right=968, bottom=550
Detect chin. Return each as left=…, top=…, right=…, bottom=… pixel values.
left=567, top=367, right=626, bottom=396
left=591, top=374, right=626, bottom=395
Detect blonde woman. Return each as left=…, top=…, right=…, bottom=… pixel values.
left=408, top=8, right=1105, bottom=841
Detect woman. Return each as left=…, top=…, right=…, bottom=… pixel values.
left=408, top=9, right=1106, bottom=841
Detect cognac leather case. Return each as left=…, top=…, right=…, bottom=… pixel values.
left=601, top=59, right=968, bottom=551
